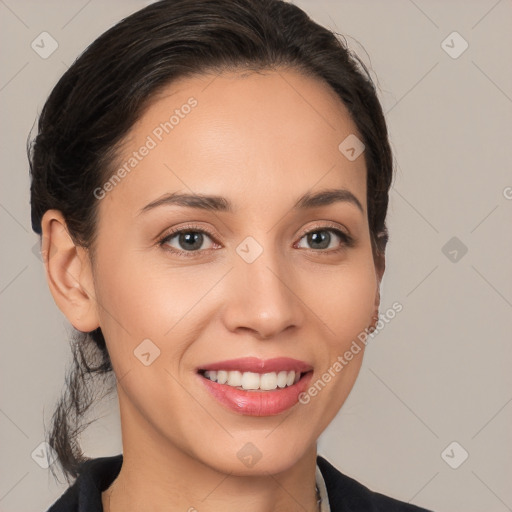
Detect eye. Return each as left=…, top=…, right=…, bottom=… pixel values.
left=295, top=225, right=354, bottom=253
left=158, top=224, right=218, bottom=257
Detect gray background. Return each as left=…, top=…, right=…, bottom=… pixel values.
left=1, top=1, right=511, bottom=511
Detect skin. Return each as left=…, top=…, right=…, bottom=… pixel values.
left=41, top=68, right=385, bottom=512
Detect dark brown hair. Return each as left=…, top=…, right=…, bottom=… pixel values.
left=28, top=0, right=394, bottom=484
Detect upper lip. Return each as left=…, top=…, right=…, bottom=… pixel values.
left=198, top=357, right=313, bottom=374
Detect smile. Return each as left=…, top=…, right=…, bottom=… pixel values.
left=197, top=357, right=314, bottom=416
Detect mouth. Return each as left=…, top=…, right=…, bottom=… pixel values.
left=196, top=357, right=314, bottom=416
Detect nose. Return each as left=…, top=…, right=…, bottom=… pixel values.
left=221, top=249, right=304, bottom=340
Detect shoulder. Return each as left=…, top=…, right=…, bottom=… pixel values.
left=316, top=455, right=435, bottom=512
left=45, top=455, right=123, bottom=512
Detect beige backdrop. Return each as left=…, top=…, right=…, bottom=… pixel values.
left=0, top=1, right=511, bottom=511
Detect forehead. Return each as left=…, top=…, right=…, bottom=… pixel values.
left=100, top=68, right=367, bottom=217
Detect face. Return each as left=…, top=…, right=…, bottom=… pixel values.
left=87, top=68, right=382, bottom=475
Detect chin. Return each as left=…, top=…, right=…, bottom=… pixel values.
left=192, top=435, right=314, bottom=477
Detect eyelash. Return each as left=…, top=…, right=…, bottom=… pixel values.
left=157, top=222, right=354, bottom=258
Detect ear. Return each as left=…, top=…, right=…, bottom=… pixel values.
left=40, top=209, right=100, bottom=332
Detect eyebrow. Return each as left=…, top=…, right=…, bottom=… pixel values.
left=138, top=187, right=364, bottom=215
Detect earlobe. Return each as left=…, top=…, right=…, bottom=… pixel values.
left=40, top=209, right=100, bottom=332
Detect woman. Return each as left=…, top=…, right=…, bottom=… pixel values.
left=29, top=0, right=435, bottom=510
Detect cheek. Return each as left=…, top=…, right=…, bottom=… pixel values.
left=306, top=258, right=377, bottom=347
left=93, top=252, right=218, bottom=358
left=293, top=257, right=377, bottom=432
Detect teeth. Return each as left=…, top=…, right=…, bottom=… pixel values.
left=203, top=370, right=301, bottom=390
left=241, top=372, right=260, bottom=390
left=217, top=370, right=228, bottom=384
left=227, top=370, right=242, bottom=387
left=260, top=372, right=277, bottom=390
left=277, top=370, right=288, bottom=388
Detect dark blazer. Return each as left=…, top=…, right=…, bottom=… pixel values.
left=46, top=454, right=434, bottom=511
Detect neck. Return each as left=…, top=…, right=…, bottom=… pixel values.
left=103, top=446, right=321, bottom=512
left=102, top=402, right=321, bottom=512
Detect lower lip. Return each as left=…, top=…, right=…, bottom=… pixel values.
left=199, top=372, right=313, bottom=416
